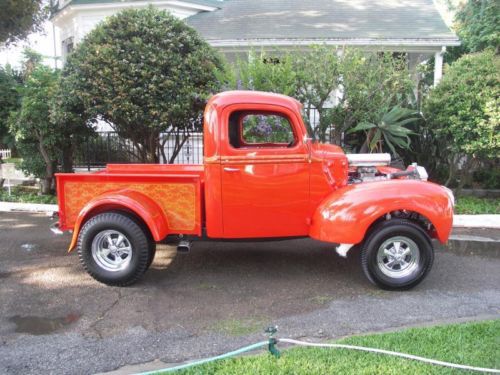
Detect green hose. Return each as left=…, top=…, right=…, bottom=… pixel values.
left=136, top=341, right=269, bottom=375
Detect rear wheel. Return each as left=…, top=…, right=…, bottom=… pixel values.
left=361, top=219, right=434, bottom=290
left=77, top=212, right=152, bottom=286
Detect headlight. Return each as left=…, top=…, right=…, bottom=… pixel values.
left=442, top=186, right=455, bottom=207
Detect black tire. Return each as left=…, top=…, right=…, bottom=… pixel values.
left=361, top=219, right=434, bottom=290
left=77, top=212, right=152, bottom=286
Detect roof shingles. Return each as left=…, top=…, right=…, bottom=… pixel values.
left=186, top=0, right=458, bottom=43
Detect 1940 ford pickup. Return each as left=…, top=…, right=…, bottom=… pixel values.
left=54, top=91, right=454, bottom=290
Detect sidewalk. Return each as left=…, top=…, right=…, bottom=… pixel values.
left=0, top=201, right=498, bottom=229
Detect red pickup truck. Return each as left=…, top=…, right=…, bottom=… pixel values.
left=55, top=91, right=454, bottom=290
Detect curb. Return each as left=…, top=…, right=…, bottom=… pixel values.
left=452, top=215, right=500, bottom=229
left=0, top=202, right=58, bottom=214
left=435, top=233, right=500, bottom=258
left=0, top=201, right=499, bottom=228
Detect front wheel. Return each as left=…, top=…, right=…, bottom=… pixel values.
left=361, top=219, right=434, bottom=290
left=77, top=212, right=153, bottom=286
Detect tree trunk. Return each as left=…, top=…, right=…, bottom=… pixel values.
left=61, top=141, right=74, bottom=173
left=445, top=156, right=457, bottom=187
left=38, top=136, right=55, bottom=195
left=168, top=133, right=189, bottom=164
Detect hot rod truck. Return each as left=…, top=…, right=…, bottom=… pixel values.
left=54, top=91, right=454, bottom=290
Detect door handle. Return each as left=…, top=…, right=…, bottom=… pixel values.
left=223, top=167, right=240, bottom=172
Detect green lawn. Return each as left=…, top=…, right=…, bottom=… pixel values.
left=164, top=319, right=499, bottom=374
left=455, top=196, right=500, bottom=214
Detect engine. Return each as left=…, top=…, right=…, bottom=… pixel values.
left=346, top=153, right=428, bottom=184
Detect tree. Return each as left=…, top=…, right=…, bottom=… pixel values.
left=51, top=65, right=94, bottom=173
left=9, top=64, right=60, bottom=194
left=331, top=50, right=415, bottom=147
left=294, top=45, right=342, bottom=142
left=424, top=50, right=499, bottom=188
left=454, top=0, right=499, bottom=54
left=0, top=65, right=21, bottom=148
left=0, top=0, right=47, bottom=46
left=228, top=50, right=299, bottom=96
left=225, top=47, right=415, bottom=151
left=62, top=7, right=224, bottom=163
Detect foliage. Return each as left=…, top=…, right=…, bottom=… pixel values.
left=455, top=196, right=500, bottom=214
left=51, top=59, right=95, bottom=172
left=62, top=7, right=225, bottom=163
left=224, top=47, right=415, bottom=154
left=0, top=65, right=21, bottom=148
left=332, top=51, right=415, bottom=148
left=0, top=186, right=57, bottom=204
left=294, top=45, right=342, bottom=142
left=473, top=165, right=500, bottom=189
left=0, top=0, right=47, bottom=46
left=453, top=0, right=499, bottom=54
left=173, top=320, right=500, bottom=374
left=423, top=50, right=499, bottom=187
left=348, top=106, right=418, bottom=156
left=8, top=62, right=60, bottom=194
left=229, top=51, right=298, bottom=96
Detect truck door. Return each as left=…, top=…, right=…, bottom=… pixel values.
left=220, top=105, right=310, bottom=238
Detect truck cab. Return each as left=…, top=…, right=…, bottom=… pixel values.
left=55, top=91, right=454, bottom=290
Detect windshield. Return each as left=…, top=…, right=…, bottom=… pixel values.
left=300, top=107, right=317, bottom=142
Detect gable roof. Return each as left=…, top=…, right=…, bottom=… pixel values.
left=186, top=0, right=460, bottom=48
left=52, top=0, right=222, bottom=16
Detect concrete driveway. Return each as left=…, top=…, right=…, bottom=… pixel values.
left=0, top=212, right=499, bottom=374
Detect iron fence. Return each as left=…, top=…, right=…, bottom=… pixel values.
left=75, top=131, right=204, bottom=170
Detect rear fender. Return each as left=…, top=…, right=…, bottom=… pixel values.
left=309, top=180, right=453, bottom=245
left=67, top=189, right=169, bottom=252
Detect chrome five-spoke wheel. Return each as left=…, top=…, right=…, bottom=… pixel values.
left=78, top=212, right=153, bottom=286
left=361, top=219, right=434, bottom=290
left=376, top=236, right=420, bottom=279
left=91, top=230, right=133, bottom=272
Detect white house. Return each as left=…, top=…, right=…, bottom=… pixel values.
left=51, top=0, right=459, bottom=86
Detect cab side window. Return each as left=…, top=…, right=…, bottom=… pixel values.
left=229, top=111, right=296, bottom=149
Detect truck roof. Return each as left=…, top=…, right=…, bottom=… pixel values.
left=208, top=90, right=303, bottom=112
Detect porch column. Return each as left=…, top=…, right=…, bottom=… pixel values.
left=434, top=47, right=446, bottom=86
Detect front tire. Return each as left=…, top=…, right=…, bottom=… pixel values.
left=77, top=212, right=152, bottom=286
left=361, top=219, right=434, bottom=290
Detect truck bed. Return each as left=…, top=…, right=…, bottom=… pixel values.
left=56, top=164, right=204, bottom=235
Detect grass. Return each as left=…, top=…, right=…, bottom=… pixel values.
left=210, top=318, right=267, bottom=337
left=455, top=196, right=500, bottom=214
left=167, top=319, right=500, bottom=374
left=2, top=157, right=22, bottom=165
left=0, top=186, right=57, bottom=204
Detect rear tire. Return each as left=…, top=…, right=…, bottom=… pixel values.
left=77, top=212, right=152, bottom=286
left=361, top=219, right=434, bottom=290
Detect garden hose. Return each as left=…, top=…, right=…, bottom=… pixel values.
left=136, top=335, right=500, bottom=374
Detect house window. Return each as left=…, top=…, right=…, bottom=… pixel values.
left=62, top=37, right=74, bottom=56
left=262, top=57, right=281, bottom=64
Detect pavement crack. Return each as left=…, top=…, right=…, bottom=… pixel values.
left=88, top=290, right=123, bottom=339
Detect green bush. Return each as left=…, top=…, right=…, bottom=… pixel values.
left=423, top=50, right=499, bottom=188
left=62, top=6, right=224, bottom=163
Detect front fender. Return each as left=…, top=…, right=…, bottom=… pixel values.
left=309, top=180, right=453, bottom=245
left=67, top=189, right=169, bottom=251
